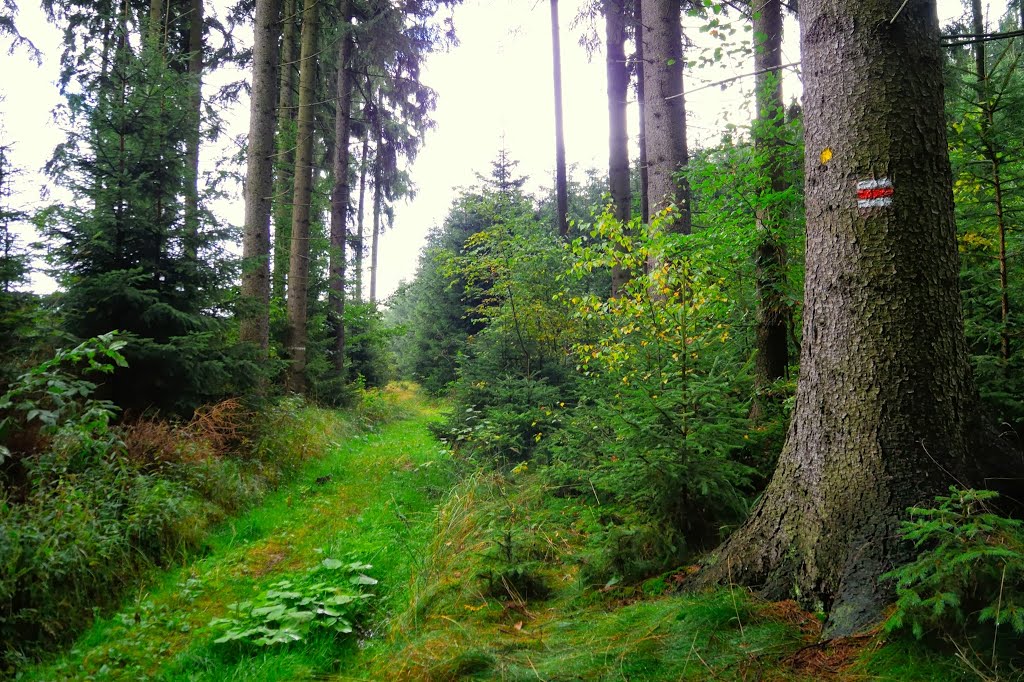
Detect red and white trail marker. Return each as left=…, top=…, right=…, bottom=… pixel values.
left=857, top=178, right=893, bottom=209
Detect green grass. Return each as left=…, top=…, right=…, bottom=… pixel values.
left=18, top=387, right=971, bottom=681
left=19, top=386, right=453, bottom=681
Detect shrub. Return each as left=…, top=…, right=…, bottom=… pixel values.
left=0, top=337, right=376, bottom=670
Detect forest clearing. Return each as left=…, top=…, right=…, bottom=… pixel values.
left=2, top=0, right=1024, bottom=679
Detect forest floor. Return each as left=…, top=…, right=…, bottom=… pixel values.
left=19, top=388, right=966, bottom=681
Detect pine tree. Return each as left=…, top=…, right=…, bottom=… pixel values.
left=605, top=0, right=631, bottom=296
left=240, top=0, right=280, bottom=350
left=640, top=0, right=691, bottom=241
left=271, top=0, right=298, bottom=301
left=285, top=0, right=319, bottom=393
left=750, top=0, right=790, bottom=416
left=701, top=0, right=1020, bottom=636
left=550, top=0, right=569, bottom=237
left=43, top=0, right=235, bottom=413
left=328, top=0, right=355, bottom=376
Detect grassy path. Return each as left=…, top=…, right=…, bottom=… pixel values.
left=23, top=391, right=452, bottom=681
left=20, top=388, right=964, bottom=682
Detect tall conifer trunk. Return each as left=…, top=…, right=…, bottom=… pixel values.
left=606, top=0, right=632, bottom=297
left=354, top=119, right=370, bottom=304
left=329, top=0, right=354, bottom=375
left=550, top=0, right=569, bottom=237
left=641, top=0, right=690, bottom=278
left=701, top=0, right=1018, bottom=636
left=285, top=0, right=319, bottom=391
left=750, top=0, right=789, bottom=416
left=148, top=0, right=165, bottom=44
left=183, top=0, right=204, bottom=264
left=370, top=113, right=383, bottom=304
left=239, top=0, right=280, bottom=350
left=272, top=0, right=299, bottom=300
left=634, top=2, right=649, bottom=225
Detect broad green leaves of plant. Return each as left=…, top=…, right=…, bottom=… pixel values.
left=0, top=332, right=127, bottom=464
left=208, top=558, right=376, bottom=647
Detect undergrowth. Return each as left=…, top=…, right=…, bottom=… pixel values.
left=9, top=380, right=986, bottom=681
left=354, top=467, right=965, bottom=681
left=0, top=336, right=412, bottom=673
left=884, top=487, right=1024, bottom=678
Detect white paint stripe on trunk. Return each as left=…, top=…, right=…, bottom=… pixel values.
left=857, top=197, right=893, bottom=208
left=856, top=178, right=893, bottom=190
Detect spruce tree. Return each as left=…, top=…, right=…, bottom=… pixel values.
left=42, top=0, right=240, bottom=413
left=701, top=0, right=1021, bottom=636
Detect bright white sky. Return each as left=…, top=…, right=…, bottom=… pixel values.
left=0, top=0, right=996, bottom=300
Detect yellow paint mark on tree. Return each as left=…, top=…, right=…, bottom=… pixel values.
left=820, top=147, right=833, bottom=165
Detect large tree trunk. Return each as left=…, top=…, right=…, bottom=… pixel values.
left=606, top=0, right=632, bottom=297
left=550, top=0, right=569, bottom=237
left=239, top=0, right=280, bottom=350
left=183, top=0, right=203, bottom=265
left=640, top=0, right=690, bottom=243
left=285, top=0, right=319, bottom=392
left=272, top=0, right=299, bottom=300
left=701, top=0, right=1006, bottom=636
left=634, top=1, right=649, bottom=225
left=148, top=0, right=165, bottom=44
left=750, top=0, right=789, bottom=417
left=329, top=0, right=354, bottom=375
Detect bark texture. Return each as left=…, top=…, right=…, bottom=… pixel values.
left=272, top=0, right=299, bottom=300
left=239, top=0, right=280, bottom=349
left=634, top=2, right=649, bottom=225
left=285, top=0, right=319, bottom=392
left=640, top=0, right=690, bottom=239
left=183, top=0, right=204, bottom=264
left=702, top=0, right=994, bottom=636
left=329, top=0, right=354, bottom=375
left=606, top=0, right=632, bottom=297
left=751, top=0, right=790, bottom=414
left=551, top=0, right=569, bottom=237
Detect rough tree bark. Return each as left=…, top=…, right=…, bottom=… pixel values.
left=329, top=0, right=354, bottom=375
left=750, top=0, right=790, bottom=417
left=606, top=0, right=632, bottom=297
left=285, top=0, right=319, bottom=392
left=550, top=0, right=569, bottom=237
left=634, top=1, right=649, bottom=225
left=272, top=0, right=298, bottom=300
left=183, top=0, right=204, bottom=265
left=239, top=0, right=280, bottom=350
left=640, top=0, right=691, bottom=276
left=700, top=0, right=1020, bottom=636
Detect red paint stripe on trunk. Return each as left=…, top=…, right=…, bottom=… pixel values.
left=857, top=187, right=894, bottom=200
